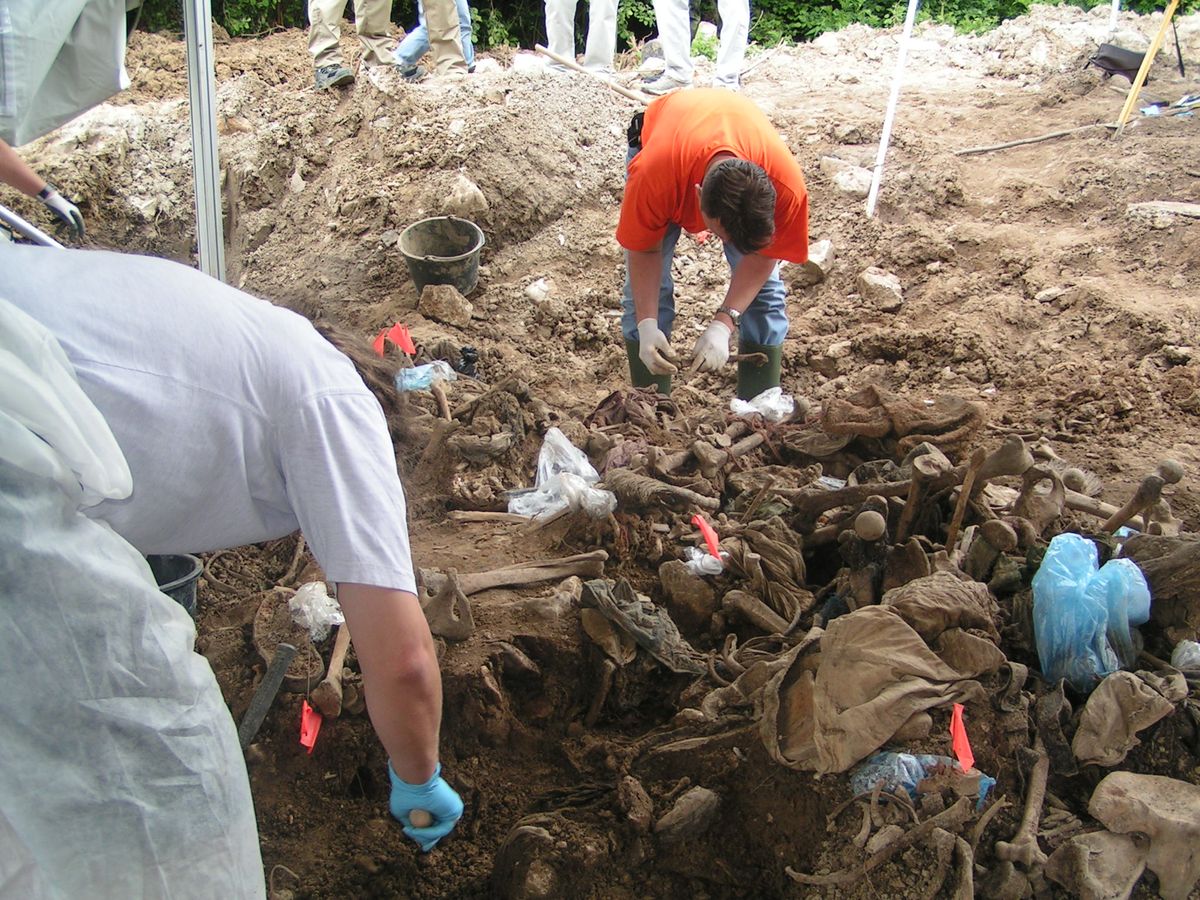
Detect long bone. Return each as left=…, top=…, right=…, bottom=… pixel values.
left=995, top=737, right=1049, bottom=870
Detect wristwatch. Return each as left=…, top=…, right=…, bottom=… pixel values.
left=716, top=305, right=741, bottom=328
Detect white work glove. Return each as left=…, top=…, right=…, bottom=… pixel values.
left=688, top=320, right=733, bottom=374
left=636, top=318, right=678, bottom=375
left=39, top=185, right=85, bottom=237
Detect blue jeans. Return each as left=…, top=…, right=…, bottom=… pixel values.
left=620, top=146, right=787, bottom=347
left=394, top=0, right=475, bottom=69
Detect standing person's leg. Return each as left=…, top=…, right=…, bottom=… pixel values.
left=649, top=0, right=693, bottom=87
left=352, top=0, right=397, bottom=65
left=713, top=0, right=748, bottom=88
left=425, top=0, right=468, bottom=73
left=309, top=0, right=350, bottom=69
left=544, top=0, right=578, bottom=68
left=582, top=0, right=618, bottom=72
left=394, top=0, right=432, bottom=74
left=723, top=242, right=787, bottom=399
left=454, top=0, right=476, bottom=69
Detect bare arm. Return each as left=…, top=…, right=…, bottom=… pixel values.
left=336, top=583, right=441, bottom=784
left=628, top=247, right=664, bottom=323
left=0, top=138, right=47, bottom=197
left=718, top=252, right=779, bottom=323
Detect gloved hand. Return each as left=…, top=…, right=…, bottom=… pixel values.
left=38, top=185, right=85, bottom=237
left=636, top=318, right=678, bottom=375
left=688, top=320, right=733, bottom=374
left=388, top=761, right=464, bottom=852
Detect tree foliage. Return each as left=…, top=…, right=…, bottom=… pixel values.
left=136, top=0, right=1199, bottom=47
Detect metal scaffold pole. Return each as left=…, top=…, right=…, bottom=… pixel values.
left=181, top=0, right=225, bottom=281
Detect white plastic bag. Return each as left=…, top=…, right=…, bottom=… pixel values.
left=684, top=546, right=729, bottom=576
left=730, top=387, right=795, bottom=423
left=288, top=581, right=345, bottom=642
left=1171, top=640, right=1200, bottom=673
left=508, top=427, right=616, bottom=519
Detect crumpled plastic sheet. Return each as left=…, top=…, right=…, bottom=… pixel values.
left=508, top=427, right=616, bottom=519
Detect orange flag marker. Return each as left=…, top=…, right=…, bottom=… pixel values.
left=950, top=702, right=975, bottom=772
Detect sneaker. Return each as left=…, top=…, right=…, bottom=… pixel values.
left=399, top=64, right=427, bottom=83
left=315, top=64, right=354, bottom=90
left=642, top=73, right=690, bottom=96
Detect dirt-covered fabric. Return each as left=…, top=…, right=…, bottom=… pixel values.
left=1072, top=670, right=1183, bottom=767
left=820, top=384, right=987, bottom=457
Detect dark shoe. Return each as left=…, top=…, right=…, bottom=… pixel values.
left=399, top=64, right=427, bottom=83
left=467, top=63, right=476, bottom=74
left=315, top=64, right=354, bottom=89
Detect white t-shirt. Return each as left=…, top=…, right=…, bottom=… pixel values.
left=0, top=243, right=416, bottom=592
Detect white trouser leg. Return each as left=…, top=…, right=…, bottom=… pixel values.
left=714, top=0, right=748, bottom=86
left=583, top=0, right=618, bottom=71
left=652, top=0, right=693, bottom=81
left=544, top=0, right=578, bottom=66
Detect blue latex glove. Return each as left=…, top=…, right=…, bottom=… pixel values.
left=387, top=761, right=463, bottom=852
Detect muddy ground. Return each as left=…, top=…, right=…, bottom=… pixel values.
left=14, top=4, right=1200, bottom=897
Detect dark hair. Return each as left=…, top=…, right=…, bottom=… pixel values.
left=700, top=159, right=776, bottom=254
left=313, top=318, right=409, bottom=445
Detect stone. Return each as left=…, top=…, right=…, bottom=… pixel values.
left=1045, top=830, right=1147, bottom=900
left=658, top=560, right=718, bottom=635
left=857, top=267, right=903, bottom=312
left=653, top=786, right=720, bottom=844
left=1088, top=772, right=1200, bottom=900
left=616, top=776, right=654, bottom=833
left=418, top=283, right=473, bottom=327
left=833, top=166, right=873, bottom=199
left=794, top=239, right=835, bottom=287
left=444, top=173, right=488, bottom=217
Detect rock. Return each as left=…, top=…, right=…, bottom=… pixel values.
left=658, top=560, right=717, bottom=635
left=819, top=156, right=856, bottom=177
left=418, top=283, right=474, bottom=327
left=444, top=173, right=488, bottom=217
left=1045, top=830, right=1147, bottom=900
left=492, top=824, right=560, bottom=899
left=616, top=776, right=654, bottom=832
left=1162, top=345, right=1194, bottom=365
left=794, top=239, right=835, bottom=287
left=653, top=786, right=720, bottom=844
left=833, top=166, right=873, bottom=199
left=812, top=32, right=840, bottom=55
left=1088, top=772, right=1200, bottom=900
left=857, top=267, right=903, bottom=312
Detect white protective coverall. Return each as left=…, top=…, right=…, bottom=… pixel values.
left=0, top=299, right=265, bottom=899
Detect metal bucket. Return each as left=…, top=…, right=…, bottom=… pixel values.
left=399, top=216, right=485, bottom=295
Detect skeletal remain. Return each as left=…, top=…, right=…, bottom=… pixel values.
left=1012, top=465, right=1066, bottom=536
left=995, top=738, right=1050, bottom=870
left=1146, top=499, right=1182, bottom=536
left=945, top=446, right=988, bottom=549
left=419, top=550, right=608, bottom=598
left=310, top=623, right=353, bottom=718
left=972, top=436, right=1036, bottom=496
left=602, top=467, right=720, bottom=512
left=419, top=569, right=475, bottom=640
left=722, top=589, right=790, bottom=634
left=964, top=519, right=1018, bottom=582
left=1102, top=474, right=1165, bottom=533
left=952, top=835, right=975, bottom=900
left=896, top=455, right=951, bottom=543
left=585, top=657, right=617, bottom=727
left=1155, top=458, right=1185, bottom=485
left=855, top=509, right=888, bottom=542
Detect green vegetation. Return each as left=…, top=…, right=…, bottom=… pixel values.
left=136, top=0, right=1198, bottom=47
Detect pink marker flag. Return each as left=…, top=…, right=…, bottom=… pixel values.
left=950, top=703, right=975, bottom=772
left=690, top=513, right=721, bottom=559
left=387, top=323, right=416, bottom=355
left=371, top=328, right=388, bottom=357
left=300, top=700, right=322, bottom=755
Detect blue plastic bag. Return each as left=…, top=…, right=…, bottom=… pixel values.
left=850, top=752, right=996, bottom=811
left=394, top=361, right=456, bottom=392
left=1031, top=533, right=1151, bottom=692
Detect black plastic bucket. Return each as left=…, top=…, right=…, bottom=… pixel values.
left=147, top=554, right=203, bottom=618
left=399, top=216, right=485, bottom=295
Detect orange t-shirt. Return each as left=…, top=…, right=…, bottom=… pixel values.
left=617, top=89, right=809, bottom=263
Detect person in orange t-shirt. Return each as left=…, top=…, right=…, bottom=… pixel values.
left=616, top=89, right=809, bottom=400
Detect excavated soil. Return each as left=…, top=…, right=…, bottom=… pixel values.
left=13, top=6, right=1200, bottom=898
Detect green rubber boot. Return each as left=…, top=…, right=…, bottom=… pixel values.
left=737, top=341, right=782, bottom=401
left=625, top=339, right=672, bottom=394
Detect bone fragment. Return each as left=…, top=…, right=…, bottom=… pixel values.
left=1012, top=465, right=1066, bottom=536
left=419, top=569, right=475, bottom=640
left=964, top=519, right=1018, bottom=582
left=420, top=550, right=609, bottom=597
left=896, top=454, right=951, bottom=544
left=945, top=446, right=987, bottom=550
left=310, top=623, right=353, bottom=718
left=973, top=436, right=1036, bottom=496
left=603, top=467, right=720, bottom=512
left=855, top=509, right=888, bottom=542
left=722, top=589, right=790, bottom=634
left=1102, top=474, right=1165, bottom=534
left=995, top=738, right=1049, bottom=870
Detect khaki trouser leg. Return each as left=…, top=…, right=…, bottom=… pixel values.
left=425, top=0, right=468, bottom=73
left=353, top=0, right=396, bottom=66
left=308, top=0, right=348, bottom=68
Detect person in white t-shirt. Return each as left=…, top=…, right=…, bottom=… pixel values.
left=0, top=243, right=463, bottom=867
